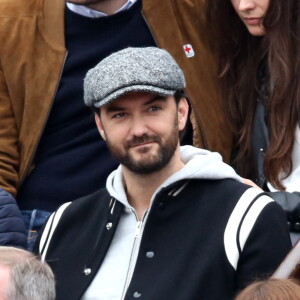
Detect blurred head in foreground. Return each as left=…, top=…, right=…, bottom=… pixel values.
left=0, top=246, right=55, bottom=300
left=235, top=278, right=300, bottom=300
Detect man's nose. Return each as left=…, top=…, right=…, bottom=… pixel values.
left=129, top=116, right=148, bottom=137
left=238, top=0, right=256, bottom=12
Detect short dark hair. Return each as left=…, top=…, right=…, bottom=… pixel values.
left=174, top=90, right=193, bottom=144
left=174, top=89, right=186, bottom=104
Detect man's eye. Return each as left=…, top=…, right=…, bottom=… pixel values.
left=148, top=106, right=160, bottom=112
left=112, top=112, right=127, bottom=119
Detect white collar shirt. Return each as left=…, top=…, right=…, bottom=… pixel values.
left=66, top=0, right=138, bottom=18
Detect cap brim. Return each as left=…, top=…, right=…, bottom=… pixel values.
left=93, top=85, right=176, bottom=108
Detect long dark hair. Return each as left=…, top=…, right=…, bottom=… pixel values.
left=206, top=0, right=300, bottom=190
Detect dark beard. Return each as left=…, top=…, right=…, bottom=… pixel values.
left=106, top=123, right=179, bottom=175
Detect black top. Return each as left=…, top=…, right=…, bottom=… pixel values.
left=17, top=0, right=156, bottom=211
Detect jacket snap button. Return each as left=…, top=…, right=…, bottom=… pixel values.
left=133, top=292, right=142, bottom=298
left=260, top=148, right=264, bottom=152
left=106, top=222, right=113, bottom=230
left=83, top=268, right=91, bottom=275
left=146, top=251, right=155, bottom=258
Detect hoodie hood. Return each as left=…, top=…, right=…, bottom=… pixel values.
left=106, top=145, right=242, bottom=208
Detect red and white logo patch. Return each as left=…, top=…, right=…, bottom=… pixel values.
left=183, top=44, right=195, bottom=58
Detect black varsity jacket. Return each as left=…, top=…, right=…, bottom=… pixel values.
left=35, top=179, right=291, bottom=300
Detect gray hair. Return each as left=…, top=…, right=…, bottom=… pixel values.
left=0, top=247, right=55, bottom=300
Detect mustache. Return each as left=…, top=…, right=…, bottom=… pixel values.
left=125, top=134, right=161, bottom=148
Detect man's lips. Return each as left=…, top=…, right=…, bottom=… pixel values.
left=131, top=142, right=154, bottom=148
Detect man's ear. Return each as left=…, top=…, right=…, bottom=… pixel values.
left=177, top=98, right=189, bottom=131
left=95, top=113, right=106, bottom=141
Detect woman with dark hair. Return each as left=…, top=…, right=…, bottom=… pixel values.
left=205, top=0, right=300, bottom=241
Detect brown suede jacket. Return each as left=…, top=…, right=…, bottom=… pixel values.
left=0, top=0, right=232, bottom=198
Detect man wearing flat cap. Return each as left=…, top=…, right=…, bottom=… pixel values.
left=35, top=47, right=291, bottom=300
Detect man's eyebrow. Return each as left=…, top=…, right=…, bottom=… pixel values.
left=144, top=95, right=167, bottom=105
left=105, top=95, right=168, bottom=113
left=105, top=104, right=126, bottom=113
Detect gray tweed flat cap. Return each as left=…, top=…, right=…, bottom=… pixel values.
left=84, top=47, right=186, bottom=108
